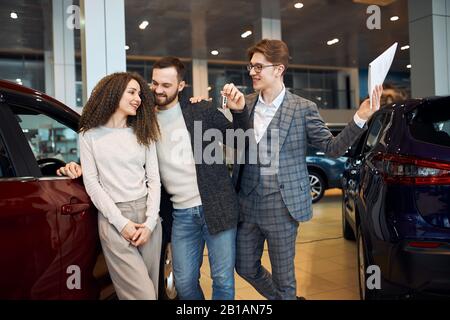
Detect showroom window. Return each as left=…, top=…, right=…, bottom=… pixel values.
left=207, top=63, right=350, bottom=109
left=0, top=0, right=53, bottom=92
left=208, top=64, right=253, bottom=104
left=286, top=69, right=349, bottom=109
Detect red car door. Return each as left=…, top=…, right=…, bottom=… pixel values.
left=38, top=178, right=100, bottom=300
left=0, top=105, right=63, bottom=299
left=0, top=99, right=103, bottom=299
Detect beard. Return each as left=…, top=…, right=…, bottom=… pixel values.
left=154, top=90, right=178, bottom=107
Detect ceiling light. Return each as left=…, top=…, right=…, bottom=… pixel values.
left=207, top=86, right=212, bottom=91
left=125, top=45, right=130, bottom=50
left=407, top=64, right=411, bottom=69
left=401, top=45, right=410, bottom=51
left=10, top=12, right=18, bottom=19
left=241, top=30, right=252, bottom=38
left=139, top=21, right=149, bottom=30
left=327, top=38, right=339, bottom=46
left=211, top=50, right=219, bottom=56
left=294, top=2, right=304, bottom=9
left=390, top=16, right=399, bottom=21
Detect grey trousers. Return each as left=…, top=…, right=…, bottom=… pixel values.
left=236, top=191, right=299, bottom=300
left=98, top=196, right=162, bottom=300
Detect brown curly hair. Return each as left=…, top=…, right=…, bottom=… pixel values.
left=79, top=72, right=159, bottom=146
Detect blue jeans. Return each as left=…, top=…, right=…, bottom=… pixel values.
left=171, top=206, right=236, bottom=300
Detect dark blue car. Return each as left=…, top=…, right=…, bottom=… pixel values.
left=307, top=125, right=347, bottom=203
left=341, top=96, right=450, bottom=299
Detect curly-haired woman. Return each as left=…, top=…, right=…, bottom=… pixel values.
left=79, top=72, right=161, bottom=300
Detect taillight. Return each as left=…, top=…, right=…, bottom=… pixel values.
left=372, top=154, right=450, bottom=185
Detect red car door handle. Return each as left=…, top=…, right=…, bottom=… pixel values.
left=61, top=203, right=90, bottom=215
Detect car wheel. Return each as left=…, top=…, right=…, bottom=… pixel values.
left=342, top=196, right=355, bottom=240
left=309, top=172, right=325, bottom=203
left=357, top=225, right=376, bottom=300
left=158, top=240, right=178, bottom=300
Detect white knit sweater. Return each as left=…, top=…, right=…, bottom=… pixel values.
left=79, top=126, right=160, bottom=233
left=156, top=103, right=202, bottom=209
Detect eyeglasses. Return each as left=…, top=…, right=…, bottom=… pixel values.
left=246, top=63, right=280, bottom=73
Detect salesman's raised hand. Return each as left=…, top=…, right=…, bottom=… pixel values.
left=356, top=85, right=383, bottom=121
left=222, top=83, right=245, bottom=111
left=189, top=83, right=245, bottom=111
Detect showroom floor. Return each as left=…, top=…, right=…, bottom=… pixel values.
left=199, top=189, right=360, bottom=300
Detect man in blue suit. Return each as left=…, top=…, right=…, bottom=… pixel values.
left=232, top=39, right=382, bottom=300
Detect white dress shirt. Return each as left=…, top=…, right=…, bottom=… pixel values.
left=253, top=86, right=286, bottom=143
left=353, top=112, right=367, bottom=128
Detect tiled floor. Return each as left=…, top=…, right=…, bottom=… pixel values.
left=199, top=189, right=360, bottom=300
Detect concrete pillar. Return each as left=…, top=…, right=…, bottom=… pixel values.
left=42, top=0, right=54, bottom=97
left=44, top=51, right=54, bottom=98
left=192, top=59, right=209, bottom=99
left=255, top=0, right=282, bottom=40
left=48, top=0, right=76, bottom=110
left=349, top=68, right=360, bottom=109
left=408, top=0, right=450, bottom=97
left=190, top=0, right=209, bottom=98
left=80, top=0, right=126, bottom=101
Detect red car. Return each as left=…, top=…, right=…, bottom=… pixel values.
left=0, top=80, right=176, bottom=300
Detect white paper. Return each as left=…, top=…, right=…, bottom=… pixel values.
left=368, top=42, right=398, bottom=109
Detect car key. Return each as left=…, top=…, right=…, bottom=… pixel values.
left=222, top=95, right=228, bottom=109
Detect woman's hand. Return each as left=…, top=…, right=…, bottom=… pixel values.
left=130, top=225, right=151, bottom=247
left=56, top=162, right=83, bottom=179
left=120, top=221, right=141, bottom=243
